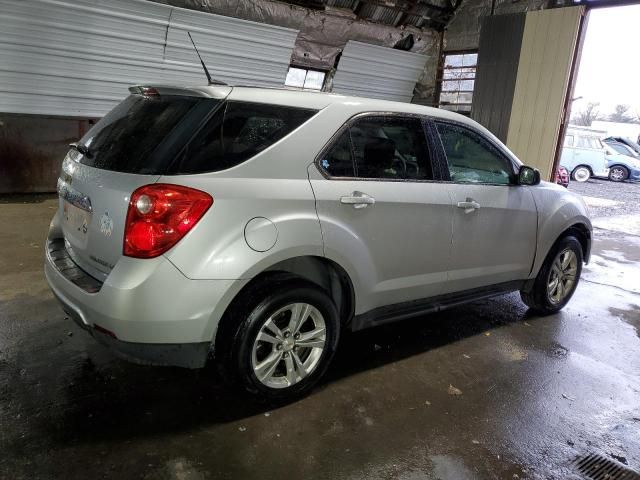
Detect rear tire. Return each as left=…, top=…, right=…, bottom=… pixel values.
left=521, top=236, right=583, bottom=315
left=571, top=166, right=591, bottom=182
left=608, top=165, right=629, bottom=182
left=216, top=277, right=340, bottom=401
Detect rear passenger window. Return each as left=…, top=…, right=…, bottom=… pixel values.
left=168, top=102, right=317, bottom=174
left=320, top=131, right=355, bottom=177
left=319, top=116, right=433, bottom=180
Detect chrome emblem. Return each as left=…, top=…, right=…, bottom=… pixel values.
left=100, top=212, right=114, bottom=237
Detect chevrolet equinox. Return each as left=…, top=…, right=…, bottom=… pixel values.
left=45, top=85, right=592, bottom=400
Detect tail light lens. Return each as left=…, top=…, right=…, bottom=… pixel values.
left=124, top=184, right=213, bottom=258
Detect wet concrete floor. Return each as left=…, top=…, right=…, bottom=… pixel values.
left=1, top=195, right=639, bottom=480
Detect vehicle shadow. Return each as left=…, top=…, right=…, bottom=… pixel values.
left=37, top=293, right=536, bottom=447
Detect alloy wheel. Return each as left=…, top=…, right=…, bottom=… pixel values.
left=609, top=167, right=627, bottom=182
left=251, top=303, right=327, bottom=389
left=547, top=248, right=578, bottom=305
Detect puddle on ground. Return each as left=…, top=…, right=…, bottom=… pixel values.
left=609, top=305, right=640, bottom=338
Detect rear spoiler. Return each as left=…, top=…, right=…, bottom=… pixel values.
left=128, top=85, right=232, bottom=99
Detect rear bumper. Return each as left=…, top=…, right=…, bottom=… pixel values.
left=44, top=221, right=247, bottom=368
left=48, top=285, right=210, bottom=367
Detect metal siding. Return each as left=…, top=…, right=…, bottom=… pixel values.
left=331, top=41, right=428, bottom=103
left=506, top=7, right=583, bottom=179
left=471, top=13, right=525, bottom=143
left=0, top=0, right=298, bottom=117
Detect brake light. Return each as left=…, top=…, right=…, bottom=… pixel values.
left=124, top=184, right=212, bottom=258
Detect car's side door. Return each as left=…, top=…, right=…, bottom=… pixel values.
left=431, top=120, right=538, bottom=293
left=308, top=114, right=453, bottom=315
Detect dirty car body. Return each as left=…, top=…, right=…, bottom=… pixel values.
left=45, top=85, right=592, bottom=399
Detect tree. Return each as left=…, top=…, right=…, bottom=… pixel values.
left=572, top=102, right=600, bottom=127
left=608, top=104, right=633, bottom=123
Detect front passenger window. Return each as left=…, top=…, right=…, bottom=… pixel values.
left=436, top=122, right=514, bottom=185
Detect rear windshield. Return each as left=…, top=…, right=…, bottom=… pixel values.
left=77, top=96, right=317, bottom=175
left=166, top=102, right=318, bottom=174
left=78, top=94, right=218, bottom=174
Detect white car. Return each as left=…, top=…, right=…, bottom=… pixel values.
left=45, top=85, right=592, bottom=400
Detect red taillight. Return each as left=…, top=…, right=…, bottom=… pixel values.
left=124, top=184, right=213, bottom=258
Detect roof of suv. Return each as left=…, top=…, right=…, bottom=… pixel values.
left=144, top=84, right=478, bottom=130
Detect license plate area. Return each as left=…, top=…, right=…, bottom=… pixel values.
left=63, top=201, right=92, bottom=241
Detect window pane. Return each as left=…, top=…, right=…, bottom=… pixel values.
left=459, top=80, right=475, bottom=91
left=457, top=92, right=474, bottom=104
left=462, top=53, right=478, bottom=67
left=320, top=131, right=354, bottom=177
left=439, top=92, right=460, bottom=105
left=564, top=135, right=574, bottom=147
left=576, top=136, right=589, bottom=148
left=78, top=95, right=215, bottom=174
left=285, top=67, right=306, bottom=88
left=436, top=122, right=513, bottom=185
left=169, top=102, right=317, bottom=174
left=350, top=116, right=432, bottom=180
left=303, top=70, right=325, bottom=90
left=442, top=80, right=461, bottom=92
left=444, top=54, right=464, bottom=68
left=443, top=67, right=475, bottom=80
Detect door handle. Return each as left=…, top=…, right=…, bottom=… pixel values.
left=457, top=198, right=481, bottom=213
left=340, top=191, right=375, bottom=209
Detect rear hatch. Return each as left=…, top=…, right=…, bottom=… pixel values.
left=56, top=87, right=227, bottom=279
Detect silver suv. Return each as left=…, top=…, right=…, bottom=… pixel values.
left=45, top=85, right=592, bottom=400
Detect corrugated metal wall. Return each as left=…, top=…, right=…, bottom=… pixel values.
left=506, top=7, right=583, bottom=179
left=0, top=0, right=299, bottom=118
left=331, top=41, right=428, bottom=103
left=471, top=14, right=526, bottom=143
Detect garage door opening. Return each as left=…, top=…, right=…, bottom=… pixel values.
left=557, top=4, right=640, bottom=223
left=560, top=4, right=640, bottom=187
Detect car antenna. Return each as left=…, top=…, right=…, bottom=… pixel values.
left=187, top=32, right=227, bottom=86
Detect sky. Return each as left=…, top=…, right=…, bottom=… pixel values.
left=573, top=4, right=640, bottom=119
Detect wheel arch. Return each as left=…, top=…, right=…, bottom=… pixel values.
left=525, top=221, right=591, bottom=293
left=558, top=223, right=591, bottom=264
left=213, top=255, right=355, bottom=354
left=573, top=164, right=594, bottom=173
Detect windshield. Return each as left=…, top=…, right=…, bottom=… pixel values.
left=77, top=95, right=220, bottom=175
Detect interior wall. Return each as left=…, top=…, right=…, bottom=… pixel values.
left=444, top=0, right=548, bottom=51
left=0, top=114, right=93, bottom=193
left=471, top=13, right=527, bottom=142
left=151, top=0, right=441, bottom=105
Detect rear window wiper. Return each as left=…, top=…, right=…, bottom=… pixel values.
left=69, top=142, right=93, bottom=158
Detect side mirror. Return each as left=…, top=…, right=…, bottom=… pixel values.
left=518, top=165, right=541, bottom=186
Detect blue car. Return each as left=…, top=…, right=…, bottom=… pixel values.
left=606, top=151, right=640, bottom=182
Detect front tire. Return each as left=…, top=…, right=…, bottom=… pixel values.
left=609, top=165, right=629, bottom=182
left=521, top=236, right=583, bottom=315
left=572, top=166, right=591, bottom=182
left=217, top=278, right=340, bottom=401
